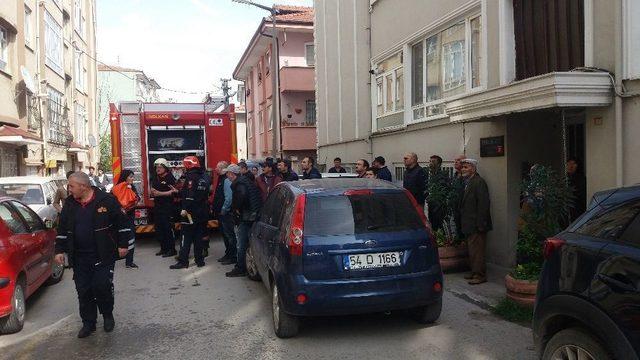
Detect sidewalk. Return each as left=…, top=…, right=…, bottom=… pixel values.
left=443, top=265, right=509, bottom=310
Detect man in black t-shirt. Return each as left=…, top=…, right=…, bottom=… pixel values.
left=150, top=158, right=178, bottom=257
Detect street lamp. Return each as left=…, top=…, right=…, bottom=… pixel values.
left=232, top=0, right=280, bottom=159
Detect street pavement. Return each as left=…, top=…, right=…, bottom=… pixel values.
left=0, top=236, right=536, bottom=360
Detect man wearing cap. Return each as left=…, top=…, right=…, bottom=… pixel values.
left=459, top=158, right=492, bottom=285
left=225, top=164, right=263, bottom=277
left=372, top=156, right=392, bottom=182
left=256, top=158, right=282, bottom=201
left=213, top=161, right=237, bottom=265
left=150, top=158, right=178, bottom=257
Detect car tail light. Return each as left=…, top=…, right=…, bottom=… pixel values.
left=288, top=194, right=306, bottom=256
left=543, top=237, right=565, bottom=259
left=296, top=293, right=308, bottom=305
left=433, top=281, right=442, bottom=293
left=343, top=189, right=373, bottom=196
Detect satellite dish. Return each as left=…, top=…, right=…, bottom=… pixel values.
left=21, top=66, right=36, bottom=94
left=88, top=134, right=97, bottom=147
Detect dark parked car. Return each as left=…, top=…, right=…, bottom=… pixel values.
left=0, top=197, right=64, bottom=334
left=246, top=179, right=443, bottom=338
left=534, top=185, right=640, bottom=360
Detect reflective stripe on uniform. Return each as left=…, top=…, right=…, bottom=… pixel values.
left=119, top=228, right=131, bottom=233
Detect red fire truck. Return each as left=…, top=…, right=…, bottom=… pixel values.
left=109, top=101, right=237, bottom=234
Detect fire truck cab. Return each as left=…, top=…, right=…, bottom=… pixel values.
left=109, top=101, right=237, bottom=234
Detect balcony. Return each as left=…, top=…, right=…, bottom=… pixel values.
left=279, top=67, right=315, bottom=93
left=281, top=125, right=316, bottom=151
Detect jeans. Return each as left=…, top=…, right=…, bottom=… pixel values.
left=154, top=207, right=176, bottom=253
left=178, top=221, right=206, bottom=264
left=235, top=222, right=253, bottom=271
left=220, top=213, right=237, bottom=258
left=73, top=257, right=115, bottom=327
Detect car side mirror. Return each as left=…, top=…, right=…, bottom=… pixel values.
left=45, top=219, right=54, bottom=229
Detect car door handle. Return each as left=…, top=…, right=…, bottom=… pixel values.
left=597, top=273, right=638, bottom=293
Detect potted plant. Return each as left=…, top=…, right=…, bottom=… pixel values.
left=435, top=228, right=468, bottom=272
left=506, top=165, right=573, bottom=307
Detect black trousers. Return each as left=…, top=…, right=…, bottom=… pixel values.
left=155, top=207, right=176, bottom=253
left=220, top=213, right=237, bottom=258
left=73, top=256, right=115, bottom=327
left=124, top=212, right=136, bottom=266
left=178, top=222, right=206, bottom=264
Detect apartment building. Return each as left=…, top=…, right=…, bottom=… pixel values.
left=0, top=0, right=98, bottom=176
left=314, top=0, right=640, bottom=269
left=233, top=5, right=317, bottom=171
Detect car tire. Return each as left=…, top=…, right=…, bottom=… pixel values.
left=272, top=283, right=299, bottom=338
left=542, top=327, right=611, bottom=360
left=246, top=246, right=261, bottom=281
left=0, top=282, right=26, bottom=334
left=412, top=297, right=442, bottom=324
left=45, top=261, right=65, bottom=286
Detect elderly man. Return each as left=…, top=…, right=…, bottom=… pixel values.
left=54, top=172, right=133, bottom=338
left=459, top=158, right=492, bottom=285
left=451, top=154, right=466, bottom=239
left=403, top=152, right=427, bottom=208
left=212, top=161, right=237, bottom=264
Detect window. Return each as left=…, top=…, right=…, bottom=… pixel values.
left=47, top=86, right=67, bottom=144
left=374, top=52, right=403, bottom=118
left=24, top=6, right=33, bottom=47
left=247, top=115, right=253, bottom=138
left=267, top=105, right=273, bottom=130
left=75, top=50, right=85, bottom=91
left=305, top=100, right=316, bottom=124
left=265, top=50, right=270, bottom=75
left=237, top=84, right=245, bottom=105
left=75, top=103, right=86, bottom=145
left=44, top=11, right=63, bottom=76
left=575, top=199, right=640, bottom=240
left=411, top=15, right=482, bottom=122
left=258, top=110, right=264, bottom=133
left=305, top=43, right=315, bottom=66
left=0, top=203, right=27, bottom=234
left=0, top=26, right=8, bottom=72
left=49, top=0, right=62, bottom=9
left=27, top=94, right=40, bottom=130
left=74, top=0, right=85, bottom=37
left=0, top=184, right=44, bottom=205
left=12, top=201, right=45, bottom=232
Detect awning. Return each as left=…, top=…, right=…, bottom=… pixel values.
left=0, top=125, right=43, bottom=145
left=24, top=158, right=44, bottom=167
left=446, top=72, right=613, bottom=123
left=68, top=142, right=89, bottom=153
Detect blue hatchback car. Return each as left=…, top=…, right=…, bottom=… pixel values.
left=246, top=179, right=443, bottom=338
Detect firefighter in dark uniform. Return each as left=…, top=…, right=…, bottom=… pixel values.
left=150, top=158, right=178, bottom=257
left=54, top=172, right=134, bottom=338
left=170, top=156, right=210, bottom=269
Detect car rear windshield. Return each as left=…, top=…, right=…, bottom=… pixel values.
left=304, top=192, right=423, bottom=236
left=0, top=184, right=44, bottom=205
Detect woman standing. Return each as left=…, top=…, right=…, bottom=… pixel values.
left=113, top=170, right=140, bottom=269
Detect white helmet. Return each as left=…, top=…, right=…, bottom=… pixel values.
left=154, top=158, right=170, bottom=168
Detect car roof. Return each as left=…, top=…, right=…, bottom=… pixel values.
left=0, top=176, right=56, bottom=185
left=285, top=178, right=402, bottom=196
left=588, top=184, right=640, bottom=209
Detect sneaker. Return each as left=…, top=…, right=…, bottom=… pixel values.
left=155, top=250, right=165, bottom=256
left=162, top=250, right=177, bottom=258
left=103, top=314, right=115, bottom=332
left=221, top=258, right=237, bottom=265
left=77, top=324, right=96, bottom=338
left=126, top=263, right=139, bottom=269
left=170, top=262, right=188, bottom=269
left=225, top=267, right=247, bottom=277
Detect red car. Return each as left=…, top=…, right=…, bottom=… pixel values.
left=0, top=197, right=64, bottom=334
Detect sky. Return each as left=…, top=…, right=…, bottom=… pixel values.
left=96, top=0, right=313, bottom=102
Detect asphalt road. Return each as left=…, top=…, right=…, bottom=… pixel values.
left=0, top=236, right=536, bottom=360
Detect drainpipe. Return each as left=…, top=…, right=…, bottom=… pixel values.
left=615, top=2, right=623, bottom=187
left=36, top=1, right=48, bottom=175
left=366, top=5, right=373, bottom=158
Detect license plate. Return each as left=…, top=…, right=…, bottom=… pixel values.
left=344, top=252, right=402, bottom=270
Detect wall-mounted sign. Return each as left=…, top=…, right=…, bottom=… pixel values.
left=480, top=136, right=505, bottom=157
left=208, top=118, right=223, bottom=127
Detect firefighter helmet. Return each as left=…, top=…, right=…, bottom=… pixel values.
left=183, top=156, right=200, bottom=170
left=154, top=158, right=170, bottom=168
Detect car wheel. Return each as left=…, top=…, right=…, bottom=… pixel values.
left=45, top=260, right=65, bottom=285
left=542, top=327, right=611, bottom=360
left=0, top=282, right=26, bottom=334
left=246, top=246, right=261, bottom=281
left=272, top=283, right=299, bottom=338
left=412, top=297, right=442, bottom=324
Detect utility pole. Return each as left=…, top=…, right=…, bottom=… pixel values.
left=220, top=78, right=233, bottom=107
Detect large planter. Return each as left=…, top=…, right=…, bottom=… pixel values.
left=505, top=274, right=538, bottom=307
left=438, top=244, right=469, bottom=272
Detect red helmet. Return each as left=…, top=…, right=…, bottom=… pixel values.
left=183, top=156, right=200, bottom=170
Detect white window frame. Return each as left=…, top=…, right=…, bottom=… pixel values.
left=375, top=64, right=403, bottom=118
left=305, top=42, right=315, bottom=66
left=0, top=26, right=8, bottom=72
left=267, top=105, right=273, bottom=131
left=247, top=115, right=253, bottom=139
left=74, top=50, right=86, bottom=92
left=74, top=0, right=85, bottom=38
left=44, top=10, right=63, bottom=77
left=258, top=110, right=264, bottom=134
left=75, top=103, right=86, bottom=146
left=410, top=14, right=482, bottom=124
left=24, top=5, right=33, bottom=48
left=49, top=0, right=62, bottom=10
left=47, top=86, right=66, bottom=144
